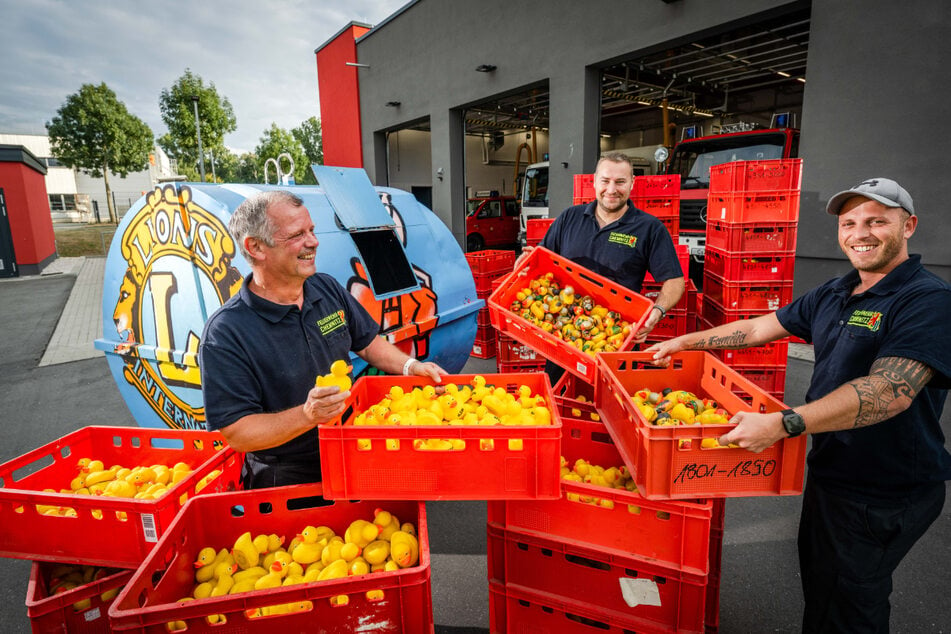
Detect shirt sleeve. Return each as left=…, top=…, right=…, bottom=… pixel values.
left=538, top=210, right=568, bottom=252
left=198, top=315, right=265, bottom=431
left=877, top=287, right=951, bottom=388
left=645, top=223, right=684, bottom=282
left=774, top=286, right=822, bottom=343
left=336, top=280, right=381, bottom=351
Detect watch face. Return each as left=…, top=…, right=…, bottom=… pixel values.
left=782, top=410, right=805, bottom=437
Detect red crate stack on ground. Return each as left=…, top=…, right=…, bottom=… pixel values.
left=632, top=174, right=681, bottom=241
left=525, top=218, right=554, bottom=247
left=701, top=159, right=802, bottom=401
left=466, top=250, right=516, bottom=359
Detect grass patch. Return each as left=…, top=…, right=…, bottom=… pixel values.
left=54, top=224, right=119, bottom=257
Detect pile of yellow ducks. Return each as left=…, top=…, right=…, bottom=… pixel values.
left=32, top=459, right=220, bottom=517
left=41, top=563, right=124, bottom=612
left=560, top=457, right=638, bottom=507
left=348, top=376, right=553, bottom=452
left=631, top=387, right=740, bottom=449
left=506, top=272, right=634, bottom=357
left=167, top=508, right=419, bottom=626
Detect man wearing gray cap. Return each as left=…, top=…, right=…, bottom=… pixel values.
left=647, top=177, right=951, bottom=632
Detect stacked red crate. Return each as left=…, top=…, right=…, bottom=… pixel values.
left=702, top=159, right=802, bottom=400
left=632, top=174, right=681, bottom=241
left=525, top=218, right=554, bottom=247
left=466, top=250, right=516, bottom=359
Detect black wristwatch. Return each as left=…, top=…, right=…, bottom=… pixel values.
left=780, top=409, right=806, bottom=438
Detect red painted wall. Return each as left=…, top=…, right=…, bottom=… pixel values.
left=316, top=24, right=370, bottom=168
left=0, top=155, right=55, bottom=267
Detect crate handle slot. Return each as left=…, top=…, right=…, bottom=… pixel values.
left=564, top=611, right=611, bottom=630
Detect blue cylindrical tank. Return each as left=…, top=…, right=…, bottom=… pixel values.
left=95, top=166, right=483, bottom=430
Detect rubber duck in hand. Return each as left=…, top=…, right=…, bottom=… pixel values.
left=315, top=359, right=352, bottom=392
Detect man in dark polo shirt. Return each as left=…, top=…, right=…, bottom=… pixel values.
left=199, top=190, right=446, bottom=489
left=647, top=177, right=951, bottom=632
left=517, top=152, right=685, bottom=381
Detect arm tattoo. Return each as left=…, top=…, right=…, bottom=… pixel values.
left=695, top=329, right=749, bottom=349
left=849, top=357, right=934, bottom=428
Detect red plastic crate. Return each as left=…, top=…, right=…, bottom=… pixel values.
left=732, top=364, right=787, bottom=394
left=488, top=246, right=654, bottom=382
left=0, top=427, right=241, bottom=568
left=476, top=306, right=492, bottom=328
left=573, top=173, right=594, bottom=199
left=699, top=294, right=772, bottom=329
left=572, top=196, right=595, bottom=206
left=465, top=249, right=516, bottom=275
left=471, top=338, right=496, bottom=359
left=633, top=174, right=680, bottom=198
left=594, top=351, right=806, bottom=499
left=496, top=358, right=547, bottom=373
left=318, top=373, right=562, bottom=500
left=490, top=581, right=664, bottom=634
left=496, top=333, right=540, bottom=363
left=698, top=318, right=790, bottom=366
left=108, top=485, right=433, bottom=633
left=705, top=220, right=798, bottom=253
left=552, top=371, right=595, bottom=403
left=705, top=499, right=726, bottom=633
left=488, top=416, right=714, bottom=575
left=526, top=218, right=555, bottom=243
left=27, top=561, right=134, bottom=634
left=707, top=190, right=801, bottom=224
left=633, top=196, right=680, bottom=218
left=473, top=271, right=508, bottom=296
left=487, top=525, right=708, bottom=633
left=708, top=158, right=803, bottom=194
left=703, top=246, right=796, bottom=283
left=703, top=273, right=793, bottom=312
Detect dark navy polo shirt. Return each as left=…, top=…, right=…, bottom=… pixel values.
left=199, top=273, right=379, bottom=460
left=776, top=255, right=951, bottom=501
left=539, top=200, right=682, bottom=293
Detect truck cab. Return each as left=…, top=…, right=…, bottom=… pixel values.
left=466, top=194, right=520, bottom=252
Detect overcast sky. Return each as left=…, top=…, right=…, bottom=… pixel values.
left=0, top=0, right=408, bottom=154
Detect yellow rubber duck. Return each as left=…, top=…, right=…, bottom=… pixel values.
left=315, top=359, right=353, bottom=392
left=232, top=531, right=260, bottom=570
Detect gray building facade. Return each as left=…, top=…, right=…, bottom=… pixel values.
left=346, top=0, right=951, bottom=295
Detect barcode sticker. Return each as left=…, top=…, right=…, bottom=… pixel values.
left=575, top=361, right=588, bottom=375
left=141, top=513, right=158, bottom=542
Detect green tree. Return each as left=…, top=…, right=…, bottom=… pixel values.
left=158, top=69, right=236, bottom=181
left=46, top=83, right=153, bottom=223
left=254, top=123, right=309, bottom=185
left=215, top=149, right=260, bottom=184
left=292, top=116, right=323, bottom=183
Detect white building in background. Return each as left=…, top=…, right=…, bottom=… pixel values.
left=0, top=133, right=176, bottom=222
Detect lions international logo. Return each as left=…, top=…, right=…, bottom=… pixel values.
left=111, top=185, right=242, bottom=429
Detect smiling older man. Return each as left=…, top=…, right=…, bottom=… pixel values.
left=646, top=177, right=951, bottom=632
left=199, top=190, right=446, bottom=490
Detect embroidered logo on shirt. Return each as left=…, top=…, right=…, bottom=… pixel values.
left=608, top=231, right=637, bottom=248
left=318, top=309, right=347, bottom=336
left=846, top=309, right=883, bottom=332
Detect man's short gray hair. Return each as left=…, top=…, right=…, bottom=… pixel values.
left=229, top=190, right=303, bottom=259
left=596, top=152, right=635, bottom=174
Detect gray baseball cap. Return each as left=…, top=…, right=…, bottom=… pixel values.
left=826, top=177, right=915, bottom=215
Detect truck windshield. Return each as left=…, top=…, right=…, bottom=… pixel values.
left=522, top=166, right=549, bottom=207
left=669, top=133, right=787, bottom=189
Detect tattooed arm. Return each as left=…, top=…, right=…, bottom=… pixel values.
left=645, top=312, right=790, bottom=364
left=720, top=356, right=935, bottom=453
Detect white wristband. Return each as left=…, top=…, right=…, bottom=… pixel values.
left=402, top=358, right=417, bottom=376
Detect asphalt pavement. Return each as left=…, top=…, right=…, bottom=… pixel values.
left=0, top=260, right=948, bottom=633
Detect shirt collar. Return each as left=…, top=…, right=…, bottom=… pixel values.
left=832, top=254, right=923, bottom=297
left=239, top=273, right=322, bottom=323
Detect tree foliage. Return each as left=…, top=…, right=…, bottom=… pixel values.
left=158, top=69, right=236, bottom=180
left=46, top=82, right=153, bottom=223
left=215, top=149, right=260, bottom=184
left=254, top=123, right=310, bottom=185
left=292, top=116, right=323, bottom=173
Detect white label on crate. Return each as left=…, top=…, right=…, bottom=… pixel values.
left=142, top=512, right=158, bottom=542
left=719, top=206, right=726, bottom=219
left=619, top=577, right=662, bottom=608
left=575, top=361, right=588, bottom=375
left=84, top=607, right=102, bottom=622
